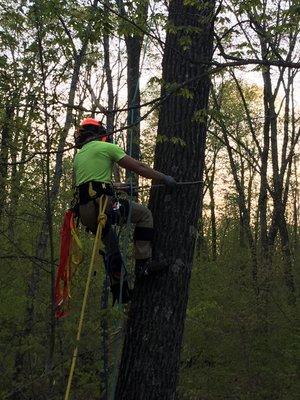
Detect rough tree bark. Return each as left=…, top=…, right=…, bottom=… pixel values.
left=115, top=1, right=215, bottom=399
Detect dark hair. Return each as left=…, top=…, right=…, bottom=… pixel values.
left=75, top=124, right=108, bottom=148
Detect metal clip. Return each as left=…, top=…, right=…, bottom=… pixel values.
left=112, top=201, right=121, bottom=211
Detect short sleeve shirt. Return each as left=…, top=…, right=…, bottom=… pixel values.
left=73, top=140, right=126, bottom=186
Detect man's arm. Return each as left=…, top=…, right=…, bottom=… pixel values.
left=118, top=155, right=165, bottom=181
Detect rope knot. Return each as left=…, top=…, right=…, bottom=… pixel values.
left=98, top=212, right=107, bottom=228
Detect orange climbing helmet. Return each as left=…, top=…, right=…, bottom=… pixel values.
left=75, top=117, right=109, bottom=147
left=81, top=117, right=101, bottom=127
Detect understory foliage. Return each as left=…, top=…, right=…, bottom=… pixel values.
left=180, top=232, right=300, bottom=400
left=0, top=0, right=299, bottom=399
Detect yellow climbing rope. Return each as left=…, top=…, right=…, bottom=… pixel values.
left=64, top=195, right=108, bottom=400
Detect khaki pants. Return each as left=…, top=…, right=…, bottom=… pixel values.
left=79, top=197, right=153, bottom=260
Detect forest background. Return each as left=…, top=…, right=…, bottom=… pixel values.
left=0, top=0, right=299, bottom=399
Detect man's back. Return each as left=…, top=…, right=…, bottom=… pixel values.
left=74, top=140, right=125, bottom=185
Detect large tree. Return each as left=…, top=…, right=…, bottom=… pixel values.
left=115, top=1, right=216, bottom=399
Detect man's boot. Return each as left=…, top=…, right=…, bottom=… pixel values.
left=102, top=251, right=132, bottom=305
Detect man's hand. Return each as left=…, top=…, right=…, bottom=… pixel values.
left=162, top=175, right=177, bottom=188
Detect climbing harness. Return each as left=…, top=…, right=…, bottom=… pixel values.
left=64, top=194, right=108, bottom=400
left=78, top=181, right=114, bottom=206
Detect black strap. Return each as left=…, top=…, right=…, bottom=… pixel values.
left=77, top=181, right=114, bottom=204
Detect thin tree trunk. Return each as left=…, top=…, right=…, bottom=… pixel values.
left=103, top=32, right=114, bottom=134
left=35, top=12, right=56, bottom=393
left=115, top=1, right=215, bottom=399
left=197, top=179, right=209, bottom=259
left=125, top=36, right=142, bottom=162
left=103, top=19, right=120, bottom=181
left=263, top=66, right=295, bottom=295
left=209, top=176, right=217, bottom=261
left=0, top=104, right=14, bottom=222
left=292, top=157, right=299, bottom=249
left=8, top=103, right=36, bottom=240
left=205, top=153, right=217, bottom=261
left=100, top=275, right=109, bottom=400
left=117, top=0, right=149, bottom=187
left=278, top=214, right=295, bottom=294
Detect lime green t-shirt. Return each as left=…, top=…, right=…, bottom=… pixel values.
left=74, top=140, right=126, bottom=186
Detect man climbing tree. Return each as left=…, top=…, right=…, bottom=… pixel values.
left=115, top=1, right=216, bottom=399
left=73, top=117, right=176, bottom=302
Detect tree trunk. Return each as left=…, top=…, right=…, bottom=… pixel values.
left=117, top=0, right=149, bottom=187
left=125, top=36, right=142, bottom=163
left=205, top=155, right=217, bottom=261
left=0, top=104, right=14, bottom=222
left=292, top=157, right=299, bottom=249
left=103, top=26, right=114, bottom=134
left=100, top=275, right=109, bottom=400
left=197, top=178, right=208, bottom=259
left=8, top=104, right=36, bottom=240
left=115, top=1, right=215, bottom=399
left=103, top=24, right=120, bottom=181
left=263, top=67, right=295, bottom=295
